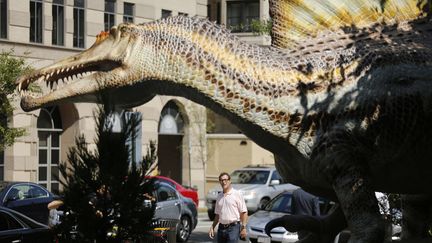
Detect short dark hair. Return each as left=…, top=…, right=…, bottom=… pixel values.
left=218, top=172, right=230, bottom=181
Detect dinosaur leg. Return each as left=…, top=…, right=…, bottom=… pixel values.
left=401, top=194, right=432, bottom=239
left=313, top=130, right=385, bottom=243
left=332, top=167, right=385, bottom=243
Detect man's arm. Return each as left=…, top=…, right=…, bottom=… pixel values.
left=212, top=214, right=220, bottom=229
left=209, top=214, right=219, bottom=239
left=240, top=211, right=248, bottom=239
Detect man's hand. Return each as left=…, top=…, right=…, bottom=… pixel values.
left=240, top=227, right=247, bottom=240
left=209, top=226, right=215, bottom=239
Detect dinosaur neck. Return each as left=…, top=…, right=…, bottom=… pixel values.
left=144, top=18, right=319, bottom=145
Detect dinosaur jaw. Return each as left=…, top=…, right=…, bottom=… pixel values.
left=15, top=23, right=145, bottom=111
left=16, top=58, right=123, bottom=111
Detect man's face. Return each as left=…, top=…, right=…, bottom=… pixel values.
left=219, top=175, right=231, bottom=191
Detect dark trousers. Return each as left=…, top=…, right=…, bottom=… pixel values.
left=217, top=223, right=240, bottom=243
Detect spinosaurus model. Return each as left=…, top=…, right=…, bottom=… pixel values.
left=16, top=0, right=432, bottom=242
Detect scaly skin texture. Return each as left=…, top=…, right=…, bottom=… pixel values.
left=16, top=8, right=432, bottom=243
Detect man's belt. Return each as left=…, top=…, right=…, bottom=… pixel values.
left=219, top=221, right=239, bottom=228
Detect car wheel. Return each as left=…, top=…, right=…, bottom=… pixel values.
left=177, top=215, right=192, bottom=242
left=258, top=198, right=270, bottom=210
left=207, top=209, right=215, bottom=221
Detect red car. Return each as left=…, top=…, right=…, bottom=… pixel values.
left=147, top=176, right=199, bottom=207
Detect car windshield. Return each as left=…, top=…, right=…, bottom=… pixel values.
left=264, top=193, right=292, bottom=213
left=230, top=170, right=270, bottom=184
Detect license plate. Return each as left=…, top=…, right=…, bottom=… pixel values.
left=257, top=236, right=271, bottom=243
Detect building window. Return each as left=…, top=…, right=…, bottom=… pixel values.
left=30, top=0, right=43, bottom=43
left=123, top=2, right=134, bottom=23
left=125, top=111, right=142, bottom=164
left=52, top=0, right=64, bottom=46
left=107, top=111, right=142, bottom=164
left=73, top=0, right=85, bottom=48
left=227, top=0, right=259, bottom=33
left=0, top=0, right=7, bottom=39
left=105, top=0, right=116, bottom=31
left=37, top=106, right=62, bottom=194
left=161, top=9, right=171, bottom=19
left=158, top=101, right=184, bottom=135
left=178, top=12, right=188, bottom=17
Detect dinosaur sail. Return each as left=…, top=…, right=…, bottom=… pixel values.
left=269, top=0, right=431, bottom=48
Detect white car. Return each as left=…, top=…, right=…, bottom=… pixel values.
left=246, top=191, right=298, bottom=243
left=205, top=166, right=299, bottom=220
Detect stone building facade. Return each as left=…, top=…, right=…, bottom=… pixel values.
left=1, top=0, right=274, bottom=207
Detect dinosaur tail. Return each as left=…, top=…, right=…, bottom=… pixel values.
left=269, top=0, right=431, bottom=49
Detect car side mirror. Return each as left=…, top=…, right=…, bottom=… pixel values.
left=269, top=179, right=280, bottom=185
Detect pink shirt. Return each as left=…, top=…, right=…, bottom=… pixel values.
left=215, top=188, right=247, bottom=224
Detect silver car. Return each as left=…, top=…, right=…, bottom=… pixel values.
left=206, top=166, right=298, bottom=220
left=247, top=191, right=298, bottom=243
left=151, top=182, right=198, bottom=242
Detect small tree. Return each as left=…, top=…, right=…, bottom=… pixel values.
left=56, top=101, right=156, bottom=242
left=0, top=51, right=31, bottom=151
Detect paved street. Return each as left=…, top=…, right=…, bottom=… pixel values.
left=187, top=212, right=247, bottom=243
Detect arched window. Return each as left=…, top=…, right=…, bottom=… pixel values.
left=37, top=106, right=62, bottom=193
left=158, top=101, right=184, bottom=135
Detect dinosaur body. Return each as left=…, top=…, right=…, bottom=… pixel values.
left=16, top=0, right=432, bottom=242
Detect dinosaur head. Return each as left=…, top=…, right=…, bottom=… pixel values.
left=16, top=22, right=154, bottom=111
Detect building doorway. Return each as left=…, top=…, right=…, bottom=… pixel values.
left=158, top=101, right=184, bottom=183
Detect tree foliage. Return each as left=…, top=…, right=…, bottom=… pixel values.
left=56, top=101, right=156, bottom=242
left=250, top=19, right=273, bottom=35
left=0, top=50, right=31, bottom=151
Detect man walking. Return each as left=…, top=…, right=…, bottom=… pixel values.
left=209, top=172, right=248, bottom=242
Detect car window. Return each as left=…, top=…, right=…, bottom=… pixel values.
left=265, top=193, right=292, bottom=213
left=6, top=184, right=48, bottom=201
left=27, top=185, right=49, bottom=199
left=156, top=178, right=176, bottom=189
left=0, top=212, right=24, bottom=230
left=6, top=186, right=27, bottom=201
left=156, top=185, right=178, bottom=202
left=230, top=170, right=270, bottom=184
left=271, top=170, right=281, bottom=181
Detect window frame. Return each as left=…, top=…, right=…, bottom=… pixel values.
left=161, top=9, right=172, bottom=19
left=73, top=0, right=85, bottom=48
left=52, top=0, right=65, bottom=46
left=226, top=0, right=259, bottom=33
left=123, top=2, right=134, bottom=23
left=104, top=0, right=116, bottom=31
left=30, top=0, right=43, bottom=43
left=0, top=0, right=7, bottom=39
left=37, top=107, right=62, bottom=194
